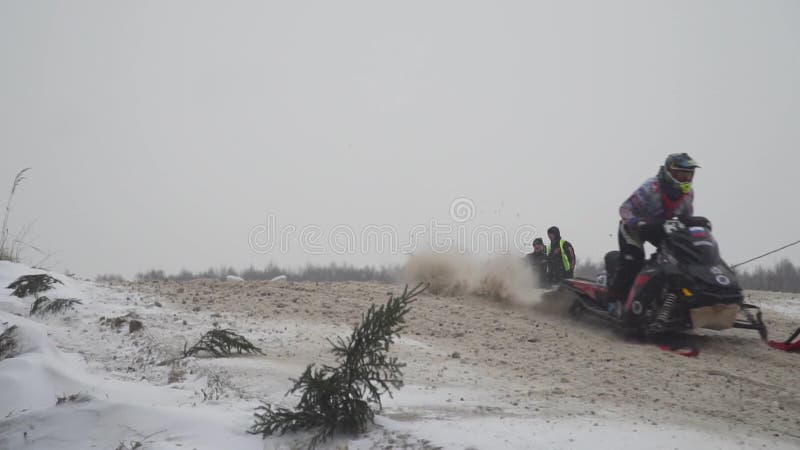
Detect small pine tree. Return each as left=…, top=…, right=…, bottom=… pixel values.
left=7, top=274, right=82, bottom=317
left=249, top=283, right=425, bottom=448
left=7, top=273, right=85, bottom=318
left=7, top=274, right=62, bottom=299
left=30, top=297, right=83, bottom=316
left=183, top=329, right=263, bottom=358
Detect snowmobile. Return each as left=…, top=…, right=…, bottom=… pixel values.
left=544, top=217, right=768, bottom=341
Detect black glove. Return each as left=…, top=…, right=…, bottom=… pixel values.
left=625, top=217, right=666, bottom=244
left=626, top=217, right=664, bottom=230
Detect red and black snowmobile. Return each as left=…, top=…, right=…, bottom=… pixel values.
left=544, top=217, right=768, bottom=342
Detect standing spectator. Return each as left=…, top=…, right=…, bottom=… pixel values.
left=546, top=226, right=576, bottom=284
left=525, top=237, right=549, bottom=286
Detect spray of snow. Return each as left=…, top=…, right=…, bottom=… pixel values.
left=402, top=253, right=539, bottom=305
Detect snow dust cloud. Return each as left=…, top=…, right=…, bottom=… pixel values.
left=402, top=252, right=540, bottom=305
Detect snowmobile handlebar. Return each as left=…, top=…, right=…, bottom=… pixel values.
left=678, top=216, right=712, bottom=230
left=629, top=216, right=712, bottom=232
left=627, top=216, right=712, bottom=245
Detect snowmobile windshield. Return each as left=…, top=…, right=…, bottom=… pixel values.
left=664, top=226, right=721, bottom=266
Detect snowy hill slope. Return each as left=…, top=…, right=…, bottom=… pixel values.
left=1, top=261, right=799, bottom=449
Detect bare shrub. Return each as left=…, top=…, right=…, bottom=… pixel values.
left=55, top=393, right=91, bottom=405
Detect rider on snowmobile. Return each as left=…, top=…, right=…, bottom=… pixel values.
left=607, top=153, right=699, bottom=307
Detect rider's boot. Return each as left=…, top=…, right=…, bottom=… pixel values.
left=601, top=288, right=626, bottom=318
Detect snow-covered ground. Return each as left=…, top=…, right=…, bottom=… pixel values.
left=1, top=261, right=799, bottom=449
left=747, top=291, right=800, bottom=320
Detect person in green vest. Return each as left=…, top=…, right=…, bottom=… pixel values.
left=546, top=226, right=576, bottom=285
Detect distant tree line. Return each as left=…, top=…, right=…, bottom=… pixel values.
left=735, top=259, right=800, bottom=293
left=121, top=262, right=402, bottom=283
left=96, top=258, right=800, bottom=293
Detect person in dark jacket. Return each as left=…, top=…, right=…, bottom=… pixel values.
left=546, top=226, right=576, bottom=284
left=525, top=237, right=549, bottom=286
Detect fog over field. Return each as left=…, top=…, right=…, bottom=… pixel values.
left=1, top=1, right=799, bottom=278
left=1, top=3, right=800, bottom=449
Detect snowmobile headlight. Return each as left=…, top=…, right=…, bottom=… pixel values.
left=682, top=288, right=694, bottom=297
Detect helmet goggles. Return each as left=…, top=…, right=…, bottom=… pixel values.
left=664, top=153, right=699, bottom=194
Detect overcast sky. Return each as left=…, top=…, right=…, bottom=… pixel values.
left=1, top=1, right=798, bottom=277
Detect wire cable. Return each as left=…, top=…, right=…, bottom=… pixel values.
left=731, top=240, right=800, bottom=269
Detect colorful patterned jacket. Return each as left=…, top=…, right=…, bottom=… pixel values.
left=619, top=176, right=694, bottom=226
